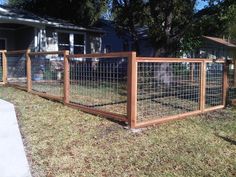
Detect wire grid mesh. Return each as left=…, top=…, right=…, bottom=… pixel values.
left=69, top=57, right=128, bottom=115
left=205, top=62, right=224, bottom=108
left=0, top=53, right=2, bottom=81
left=137, top=62, right=201, bottom=122
left=31, top=54, right=64, bottom=97
left=6, top=53, right=27, bottom=87
left=227, top=62, right=236, bottom=102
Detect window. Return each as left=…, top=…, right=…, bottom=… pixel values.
left=74, top=34, right=85, bottom=54
left=0, top=39, right=6, bottom=50
left=57, top=32, right=86, bottom=54
left=58, top=33, right=70, bottom=51
left=46, top=31, right=58, bottom=51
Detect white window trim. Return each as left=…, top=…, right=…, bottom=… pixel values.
left=56, top=30, right=86, bottom=54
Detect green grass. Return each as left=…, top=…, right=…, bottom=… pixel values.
left=0, top=86, right=235, bottom=177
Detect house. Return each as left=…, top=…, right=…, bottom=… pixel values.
left=0, top=5, right=104, bottom=53
left=97, top=20, right=155, bottom=56
left=99, top=19, right=236, bottom=60
left=184, top=36, right=236, bottom=60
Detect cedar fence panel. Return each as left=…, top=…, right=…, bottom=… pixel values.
left=1, top=50, right=231, bottom=128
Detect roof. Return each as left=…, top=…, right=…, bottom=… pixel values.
left=97, top=19, right=149, bottom=39
left=203, top=36, right=236, bottom=48
left=0, top=5, right=104, bottom=33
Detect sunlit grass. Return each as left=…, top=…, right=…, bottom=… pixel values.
left=0, top=86, right=235, bottom=177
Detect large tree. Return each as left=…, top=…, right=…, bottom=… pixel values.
left=112, top=0, right=236, bottom=56
left=8, top=0, right=108, bottom=27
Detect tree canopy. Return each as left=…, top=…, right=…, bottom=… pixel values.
left=8, top=0, right=236, bottom=56
left=8, top=0, right=108, bottom=27
left=112, top=0, right=236, bottom=56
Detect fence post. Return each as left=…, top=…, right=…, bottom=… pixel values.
left=223, top=61, right=229, bottom=107
left=234, top=59, right=236, bottom=87
left=2, top=50, right=7, bottom=84
left=63, top=50, right=70, bottom=104
left=200, top=61, right=206, bottom=112
left=127, top=52, right=137, bottom=128
left=26, top=49, right=32, bottom=92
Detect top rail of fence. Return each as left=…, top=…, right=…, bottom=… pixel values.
left=29, top=51, right=66, bottom=56
left=4, top=50, right=27, bottom=55
left=136, top=57, right=225, bottom=63
left=67, top=51, right=133, bottom=59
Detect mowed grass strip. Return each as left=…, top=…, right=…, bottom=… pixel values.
left=0, top=86, right=235, bottom=177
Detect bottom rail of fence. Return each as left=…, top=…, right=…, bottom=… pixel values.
left=134, top=104, right=224, bottom=128
left=66, top=102, right=128, bottom=123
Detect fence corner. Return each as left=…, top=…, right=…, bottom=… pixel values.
left=127, top=51, right=137, bottom=128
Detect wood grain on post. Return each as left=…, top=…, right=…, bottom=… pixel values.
left=223, top=62, right=229, bottom=107
left=63, top=50, right=70, bottom=104
left=2, top=50, right=7, bottom=84
left=200, top=61, right=206, bottom=112
left=26, top=49, right=32, bottom=92
left=127, top=52, right=137, bottom=128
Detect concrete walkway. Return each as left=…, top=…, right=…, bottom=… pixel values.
left=0, top=99, right=32, bottom=177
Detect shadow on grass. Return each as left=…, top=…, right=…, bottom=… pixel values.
left=215, top=134, right=236, bottom=145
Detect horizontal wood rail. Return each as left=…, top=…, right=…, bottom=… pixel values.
left=1, top=50, right=229, bottom=128
left=67, top=51, right=133, bottom=59
left=135, top=105, right=224, bottom=128
left=203, top=105, right=225, bottom=112
left=5, top=50, right=27, bottom=55
left=29, top=51, right=65, bottom=55
left=66, top=102, right=128, bottom=123
left=30, top=91, right=63, bottom=102
left=135, top=110, right=202, bottom=128
left=6, top=83, right=28, bottom=91
left=136, top=57, right=225, bottom=63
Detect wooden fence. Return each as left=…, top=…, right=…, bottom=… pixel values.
left=0, top=50, right=234, bottom=128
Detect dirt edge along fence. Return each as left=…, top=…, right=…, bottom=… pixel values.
left=0, top=50, right=232, bottom=128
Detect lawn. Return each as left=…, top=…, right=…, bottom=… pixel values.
left=0, top=86, right=235, bottom=177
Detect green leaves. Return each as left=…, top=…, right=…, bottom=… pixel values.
left=112, top=0, right=236, bottom=56
left=8, top=0, right=108, bottom=27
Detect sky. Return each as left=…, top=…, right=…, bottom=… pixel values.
left=196, top=0, right=209, bottom=10
left=0, top=0, right=6, bottom=5
left=0, top=0, right=209, bottom=10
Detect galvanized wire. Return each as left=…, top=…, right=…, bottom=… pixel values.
left=205, top=63, right=224, bottom=108
left=137, top=62, right=201, bottom=122
left=227, top=62, right=236, bottom=102
left=69, top=57, right=128, bottom=115
left=31, top=54, right=64, bottom=97
left=6, top=53, right=27, bottom=86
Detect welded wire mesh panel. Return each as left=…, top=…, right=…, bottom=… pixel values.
left=31, top=54, right=64, bottom=97
left=205, top=62, right=224, bottom=108
left=137, top=62, right=201, bottom=122
left=69, top=57, right=128, bottom=115
left=6, top=53, right=27, bottom=87
left=0, top=53, right=2, bottom=81
left=227, top=62, right=236, bottom=102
